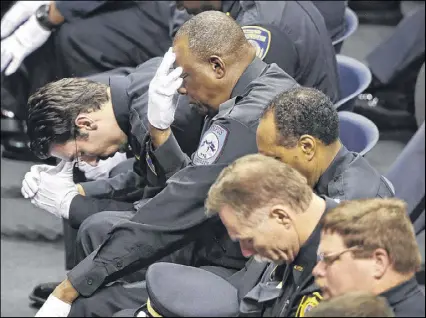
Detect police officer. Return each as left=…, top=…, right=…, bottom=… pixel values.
left=313, top=198, right=425, bottom=317
left=175, top=1, right=340, bottom=103
left=256, top=87, right=395, bottom=200
left=30, top=11, right=299, bottom=316
left=22, top=57, right=203, bottom=228
left=112, top=87, right=396, bottom=317
left=21, top=55, right=204, bottom=306
left=1, top=0, right=175, bottom=159
left=110, top=154, right=341, bottom=317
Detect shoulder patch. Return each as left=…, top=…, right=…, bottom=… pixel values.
left=242, top=26, right=271, bottom=60
left=296, top=293, right=322, bottom=317
left=193, top=124, right=229, bottom=165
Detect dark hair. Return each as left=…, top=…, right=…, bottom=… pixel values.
left=174, top=10, right=251, bottom=61
left=27, top=78, right=109, bottom=159
left=263, top=87, right=339, bottom=148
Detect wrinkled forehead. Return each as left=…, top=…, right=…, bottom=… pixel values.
left=173, top=36, right=198, bottom=69
left=319, top=231, right=346, bottom=253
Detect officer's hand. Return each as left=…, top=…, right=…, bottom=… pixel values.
left=1, top=14, right=51, bottom=76
left=77, top=152, right=128, bottom=181
left=1, top=1, right=50, bottom=39
left=147, top=47, right=183, bottom=130
left=31, top=161, right=79, bottom=219
left=35, top=295, right=71, bottom=317
left=21, top=160, right=66, bottom=199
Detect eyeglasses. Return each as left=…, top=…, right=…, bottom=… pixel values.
left=317, top=245, right=361, bottom=267
left=72, top=131, right=81, bottom=167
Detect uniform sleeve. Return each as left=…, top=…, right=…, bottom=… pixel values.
left=149, top=132, right=192, bottom=179
left=241, top=23, right=299, bottom=79
left=55, top=1, right=109, bottom=22
left=68, top=158, right=145, bottom=228
left=68, top=195, right=135, bottom=229
left=79, top=168, right=143, bottom=199
left=67, top=118, right=258, bottom=296
left=141, top=95, right=204, bottom=186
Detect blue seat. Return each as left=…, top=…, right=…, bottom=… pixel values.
left=335, top=54, right=372, bottom=111
left=332, top=7, right=359, bottom=53
left=338, top=111, right=379, bottom=156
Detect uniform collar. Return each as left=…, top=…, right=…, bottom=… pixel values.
left=380, top=276, right=420, bottom=307
left=276, top=196, right=337, bottom=280
left=240, top=197, right=337, bottom=314
left=215, top=57, right=267, bottom=118
left=232, top=56, right=266, bottom=98
left=109, top=76, right=131, bottom=137
left=291, top=197, right=336, bottom=269
left=314, top=145, right=352, bottom=195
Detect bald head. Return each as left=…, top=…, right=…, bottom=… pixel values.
left=174, top=11, right=251, bottom=62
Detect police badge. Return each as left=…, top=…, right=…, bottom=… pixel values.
left=242, top=26, right=271, bottom=60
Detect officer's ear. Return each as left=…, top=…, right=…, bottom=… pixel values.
left=372, top=248, right=390, bottom=279
left=209, top=56, right=225, bottom=79
left=75, top=114, right=98, bottom=131
left=270, top=205, right=293, bottom=229
left=298, top=135, right=316, bottom=161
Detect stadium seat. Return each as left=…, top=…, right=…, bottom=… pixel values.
left=333, top=7, right=359, bottom=53
left=338, top=111, right=379, bottom=156
left=335, top=54, right=372, bottom=111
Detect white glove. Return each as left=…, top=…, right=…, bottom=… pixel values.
left=78, top=152, right=128, bottom=180
left=31, top=161, right=79, bottom=219
left=147, top=47, right=183, bottom=129
left=1, top=14, right=51, bottom=76
left=1, top=1, right=50, bottom=39
left=35, top=295, right=71, bottom=317
left=21, top=160, right=66, bottom=199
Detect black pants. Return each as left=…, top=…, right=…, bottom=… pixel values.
left=367, top=5, right=425, bottom=90
left=1, top=1, right=172, bottom=119
left=67, top=209, right=237, bottom=317
left=64, top=159, right=137, bottom=270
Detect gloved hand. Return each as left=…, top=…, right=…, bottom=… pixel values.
left=21, top=160, right=66, bottom=199
left=35, top=295, right=71, bottom=317
left=1, top=14, right=51, bottom=76
left=1, top=1, right=50, bottom=39
left=77, top=152, right=128, bottom=180
left=147, top=47, right=183, bottom=130
left=31, top=161, right=79, bottom=219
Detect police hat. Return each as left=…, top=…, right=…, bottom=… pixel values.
left=145, top=263, right=240, bottom=317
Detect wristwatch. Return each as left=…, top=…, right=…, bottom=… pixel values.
left=35, top=4, right=57, bottom=31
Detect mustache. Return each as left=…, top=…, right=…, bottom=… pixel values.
left=189, top=102, right=217, bottom=117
